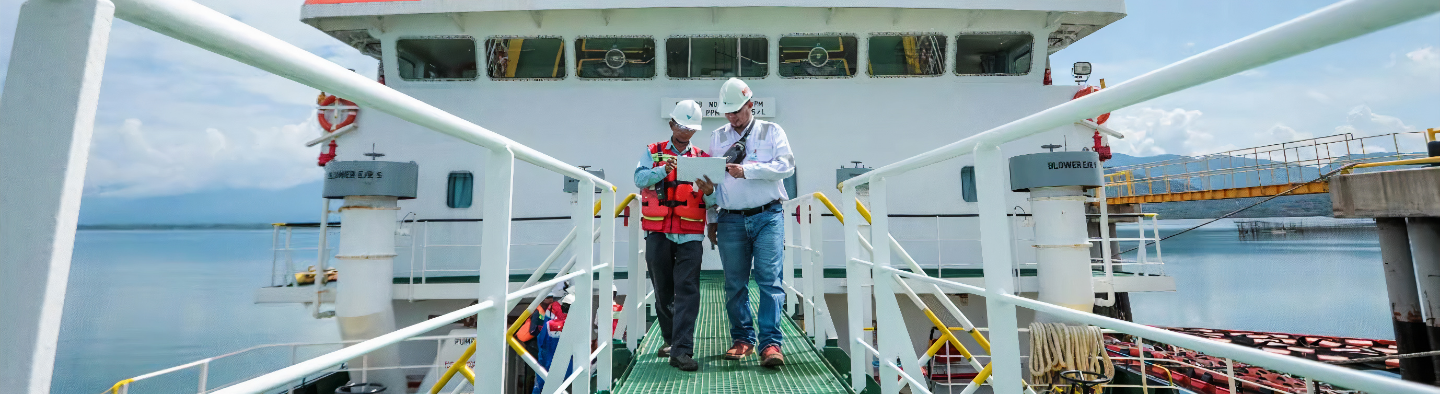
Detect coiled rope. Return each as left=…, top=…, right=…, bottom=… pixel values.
left=1028, top=322, right=1115, bottom=385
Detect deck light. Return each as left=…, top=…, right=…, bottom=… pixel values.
left=1072, top=62, right=1092, bottom=84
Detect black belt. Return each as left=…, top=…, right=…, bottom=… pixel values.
left=720, top=200, right=781, bottom=217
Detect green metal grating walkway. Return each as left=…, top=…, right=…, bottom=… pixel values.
left=612, top=274, right=851, bottom=394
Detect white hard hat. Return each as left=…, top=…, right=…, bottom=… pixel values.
left=669, top=100, right=703, bottom=132
left=718, top=78, right=753, bottom=114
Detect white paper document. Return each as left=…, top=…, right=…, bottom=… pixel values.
left=677, top=156, right=727, bottom=184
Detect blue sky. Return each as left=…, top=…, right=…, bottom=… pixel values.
left=0, top=0, right=1436, bottom=223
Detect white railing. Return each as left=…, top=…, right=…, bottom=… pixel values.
left=118, top=197, right=653, bottom=393
left=71, top=0, right=632, bottom=392
left=101, top=334, right=467, bottom=394
left=823, top=1, right=1440, bottom=393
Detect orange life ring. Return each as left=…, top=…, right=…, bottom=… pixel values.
left=1073, top=86, right=1110, bottom=125
left=316, top=93, right=358, bottom=132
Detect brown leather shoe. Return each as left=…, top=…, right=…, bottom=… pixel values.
left=723, top=342, right=755, bottom=360
left=760, top=345, right=784, bottom=368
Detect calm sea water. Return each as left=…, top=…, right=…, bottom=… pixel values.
left=52, top=220, right=1392, bottom=393
left=54, top=230, right=337, bottom=394
left=1122, top=218, right=1392, bottom=340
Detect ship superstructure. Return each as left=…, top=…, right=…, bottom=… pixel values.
left=3, top=1, right=1439, bottom=394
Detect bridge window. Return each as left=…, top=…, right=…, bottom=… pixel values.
left=576, top=37, right=656, bottom=79
left=868, top=34, right=946, bottom=77
left=447, top=172, right=473, bottom=208
left=778, top=35, right=857, bottom=78
left=955, top=33, right=1034, bottom=75
left=485, top=37, right=566, bottom=80
left=961, top=166, right=977, bottom=202
left=395, top=37, right=478, bottom=80
left=666, top=37, right=768, bottom=79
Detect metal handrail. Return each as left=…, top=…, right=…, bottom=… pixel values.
left=839, top=1, right=1439, bottom=192
left=110, top=0, right=610, bottom=188
left=104, top=334, right=473, bottom=394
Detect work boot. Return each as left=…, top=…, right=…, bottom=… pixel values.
left=657, top=345, right=671, bottom=358
left=670, top=353, right=699, bottom=371
left=723, top=342, right=755, bottom=360
left=760, top=345, right=784, bottom=368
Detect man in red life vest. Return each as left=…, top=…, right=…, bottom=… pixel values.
left=635, top=100, right=710, bottom=371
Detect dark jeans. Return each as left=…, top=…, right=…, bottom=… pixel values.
left=645, top=232, right=703, bottom=356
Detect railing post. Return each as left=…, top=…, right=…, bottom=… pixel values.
left=0, top=0, right=114, bottom=391
left=975, top=144, right=1022, bottom=394
left=597, top=188, right=616, bottom=391
left=841, top=187, right=870, bottom=390
left=570, top=179, right=596, bottom=394
left=868, top=177, right=924, bottom=393
left=784, top=204, right=798, bottom=315
left=809, top=203, right=827, bottom=351
left=1225, top=357, right=1237, bottom=394
left=798, top=203, right=816, bottom=340
left=475, top=146, right=515, bottom=393
left=629, top=198, right=647, bottom=350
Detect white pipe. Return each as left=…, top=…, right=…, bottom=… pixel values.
left=1076, top=120, right=1124, bottom=139
left=108, top=0, right=612, bottom=189
left=333, top=196, right=404, bottom=389
left=1030, top=186, right=1094, bottom=315
left=303, top=124, right=356, bottom=147
left=862, top=262, right=1440, bottom=394
left=840, top=0, right=1440, bottom=191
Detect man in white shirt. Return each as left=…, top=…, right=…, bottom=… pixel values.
left=693, top=78, right=795, bottom=368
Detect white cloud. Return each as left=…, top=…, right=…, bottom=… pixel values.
left=1, top=0, right=380, bottom=198
left=1105, top=107, right=1235, bottom=156
left=1266, top=124, right=1311, bottom=142
left=1336, top=105, right=1417, bottom=137
left=84, top=118, right=324, bottom=197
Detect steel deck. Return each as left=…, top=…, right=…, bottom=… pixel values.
left=612, top=274, right=850, bottom=394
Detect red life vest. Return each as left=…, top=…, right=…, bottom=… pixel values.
left=640, top=141, right=710, bottom=234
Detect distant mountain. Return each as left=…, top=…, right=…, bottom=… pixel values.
left=78, top=181, right=324, bottom=225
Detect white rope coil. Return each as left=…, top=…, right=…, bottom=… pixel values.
left=1028, top=322, right=1115, bottom=385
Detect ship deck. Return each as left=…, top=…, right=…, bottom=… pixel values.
left=612, top=273, right=851, bottom=394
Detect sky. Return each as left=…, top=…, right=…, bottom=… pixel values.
left=0, top=0, right=1436, bottom=223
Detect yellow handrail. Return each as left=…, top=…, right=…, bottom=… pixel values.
left=108, top=379, right=134, bottom=394
left=1342, top=156, right=1440, bottom=174
left=807, top=192, right=871, bottom=225
left=429, top=341, right=478, bottom=394
left=593, top=193, right=639, bottom=218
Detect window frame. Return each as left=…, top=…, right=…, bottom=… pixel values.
left=393, top=35, right=479, bottom=82
left=865, top=32, right=948, bottom=78
left=951, top=31, right=1036, bottom=77
left=484, top=35, right=568, bottom=81
left=574, top=35, right=658, bottom=81
left=664, top=34, right=771, bottom=80
left=777, top=33, right=859, bottom=80
left=446, top=171, right=474, bottom=209
left=960, top=166, right=977, bottom=203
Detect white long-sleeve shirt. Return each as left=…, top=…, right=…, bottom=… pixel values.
left=706, top=119, right=795, bottom=221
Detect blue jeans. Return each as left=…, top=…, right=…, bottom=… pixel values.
left=717, top=203, right=786, bottom=350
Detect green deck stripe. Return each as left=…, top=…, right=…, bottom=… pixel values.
left=384, top=268, right=1139, bottom=285
left=612, top=274, right=851, bottom=394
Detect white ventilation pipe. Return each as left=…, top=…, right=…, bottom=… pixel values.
left=334, top=195, right=406, bottom=390
left=1031, top=185, right=1095, bottom=316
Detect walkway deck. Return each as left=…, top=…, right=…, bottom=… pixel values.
left=612, top=274, right=850, bottom=394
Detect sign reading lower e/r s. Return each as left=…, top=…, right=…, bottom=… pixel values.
left=328, top=170, right=383, bottom=179
left=1047, top=161, right=1096, bottom=170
